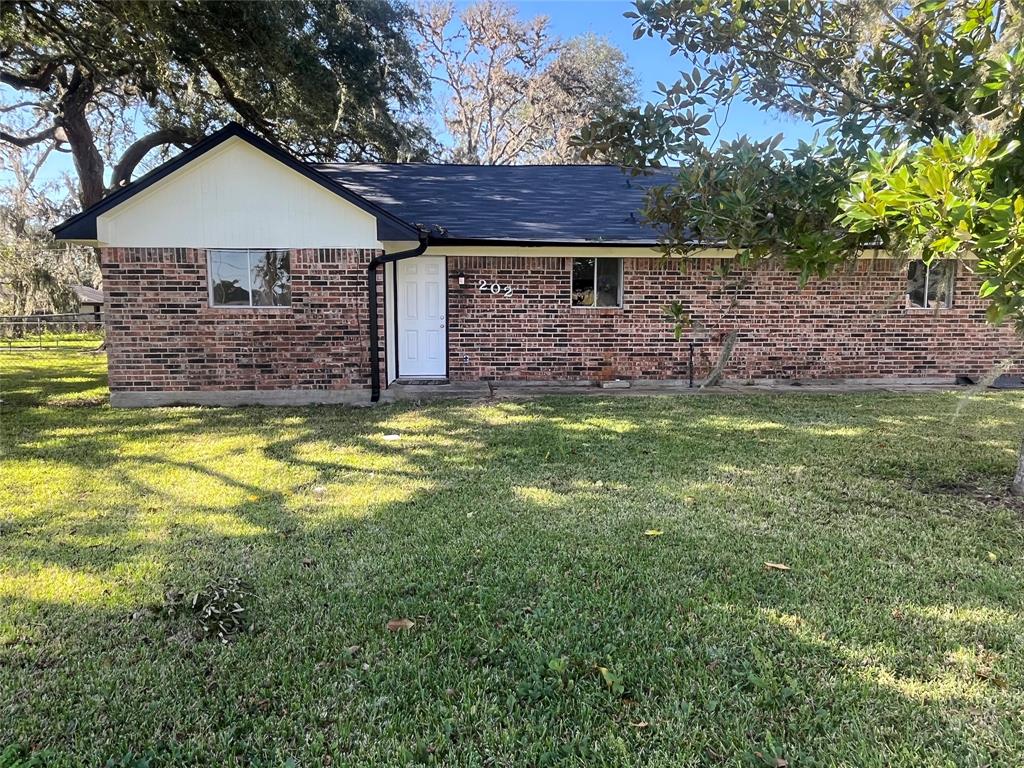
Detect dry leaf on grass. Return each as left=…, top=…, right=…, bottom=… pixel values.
left=628, top=720, right=649, bottom=729
left=644, top=529, right=664, bottom=537
left=386, top=618, right=415, bottom=632
left=976, top=669, right=1008, bottom=688
left=764, top=562, right=791, bottom=572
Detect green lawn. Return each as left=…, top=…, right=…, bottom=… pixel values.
left=2, top=350, right=1024, bottom=767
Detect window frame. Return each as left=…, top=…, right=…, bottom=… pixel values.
left=570, top=257, right=623, bottom=308
left=906, top=259, right=955, bottom=311
left=207, top=248, right=292, bottom=309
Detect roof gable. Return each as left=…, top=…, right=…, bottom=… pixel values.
left=52, top=123, right=418, bottom=243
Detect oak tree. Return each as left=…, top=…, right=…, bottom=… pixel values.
left=0, top=0, right=431, bottom=208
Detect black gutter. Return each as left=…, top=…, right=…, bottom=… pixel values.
left=425, top=237, right=668, bottom=248
left=368, top=233, right=428, bottom=402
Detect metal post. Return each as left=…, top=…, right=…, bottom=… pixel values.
left=688, top=340, right=695, bottom=388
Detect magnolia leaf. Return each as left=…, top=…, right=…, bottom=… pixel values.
left=764, top=562, right=791, bottom=572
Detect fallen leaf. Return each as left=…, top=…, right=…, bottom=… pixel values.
left=346, top=645, right=361, bottom=656
left=628, top=720, right=649, bottom=729
left=764, top=562, right=791, bottom=572
left=382, top=434, right=401, bottom=441
left=976, top=669, right=1008, bottom=688
left=644, top=529, right=664, bottom=537
left=386, top=618, right=415, bottom=632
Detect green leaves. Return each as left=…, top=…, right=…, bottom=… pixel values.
left=662, top=301, right=691, bottom=341
left=190, top=578, right=255, bottom=643
left=833, top=132, right=1024, bottom=326
left=583, top=0, right=1024, bottom=327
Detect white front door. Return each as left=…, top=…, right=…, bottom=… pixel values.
left=396, top=256, right=447, bottom=378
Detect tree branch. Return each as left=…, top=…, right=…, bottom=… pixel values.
left=0, top=61, right=59, bottom=91
left=108, top=127, right=196, bottom=189
left=0, top=125, right=56, bottom=147
left=199, top=57, right=273, bottom=135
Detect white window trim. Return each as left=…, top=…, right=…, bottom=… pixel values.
left=208, top=248, right=291, bottom=309
left=571, top=257, right=623, bottom=308
left=907, top=259, right=955, bottom=310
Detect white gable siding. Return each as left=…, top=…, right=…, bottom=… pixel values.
left=96, top=137, right=381, bottom=248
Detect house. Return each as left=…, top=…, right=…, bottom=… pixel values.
left=53, top=123, right=1020, bottom=407
left=71, top=284, right=103, bottom=321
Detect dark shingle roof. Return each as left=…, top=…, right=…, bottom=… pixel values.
left=52, top=122, right=682, bottom=246
left=312, top=163, right=677, bottom=244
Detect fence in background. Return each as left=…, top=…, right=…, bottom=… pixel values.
left=0, top=313, right=104, bottom=350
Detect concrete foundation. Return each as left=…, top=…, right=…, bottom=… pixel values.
left=109, top=377, right=967, bottom=408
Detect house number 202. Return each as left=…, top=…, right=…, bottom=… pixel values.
left=479, top=279, right=514, bottom=298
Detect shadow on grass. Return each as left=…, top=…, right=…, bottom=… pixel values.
left=2, top=354, right=1024, bottom=764
left=1, top=348, right=108, bottom=408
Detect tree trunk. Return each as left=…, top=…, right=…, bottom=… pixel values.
left=1011, top=437, right=1024, bottom=496
left=700, top=330, right=738, bottom=388
left=58, top=69, right=105, bottom=208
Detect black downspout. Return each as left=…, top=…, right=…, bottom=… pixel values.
left=368, top=235, right=428, bottom=402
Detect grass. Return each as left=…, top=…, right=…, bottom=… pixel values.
left=2, top=350, right=1024, bottom=767
left=0, top=332, right=103, bottom=352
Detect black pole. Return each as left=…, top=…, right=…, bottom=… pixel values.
left=689, top=340, right=694, bottom=388
left=368, top=235, right=428, bottom=403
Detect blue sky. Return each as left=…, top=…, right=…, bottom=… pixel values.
left=524, top=0, right=817, bottom=146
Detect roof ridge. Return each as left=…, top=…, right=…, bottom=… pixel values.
left=311, top=161, right=678, bottom=170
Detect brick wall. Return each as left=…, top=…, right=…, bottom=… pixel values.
left=101, top=248, right=383, bottom=393
left=447, top=256, right=1022, bottom=382
left=102, top=249, right=1021, bottom=397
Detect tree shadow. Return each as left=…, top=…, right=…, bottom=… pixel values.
left=3, top=364, right=1024, bottom=763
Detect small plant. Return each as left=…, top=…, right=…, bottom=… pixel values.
left=662, top=301, right=691, bottom=340
left=0, top=744, right=51, bottom=768
left=190, top=578, right=254, bottom=643
left=596, top=665, right=626, bottom=697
